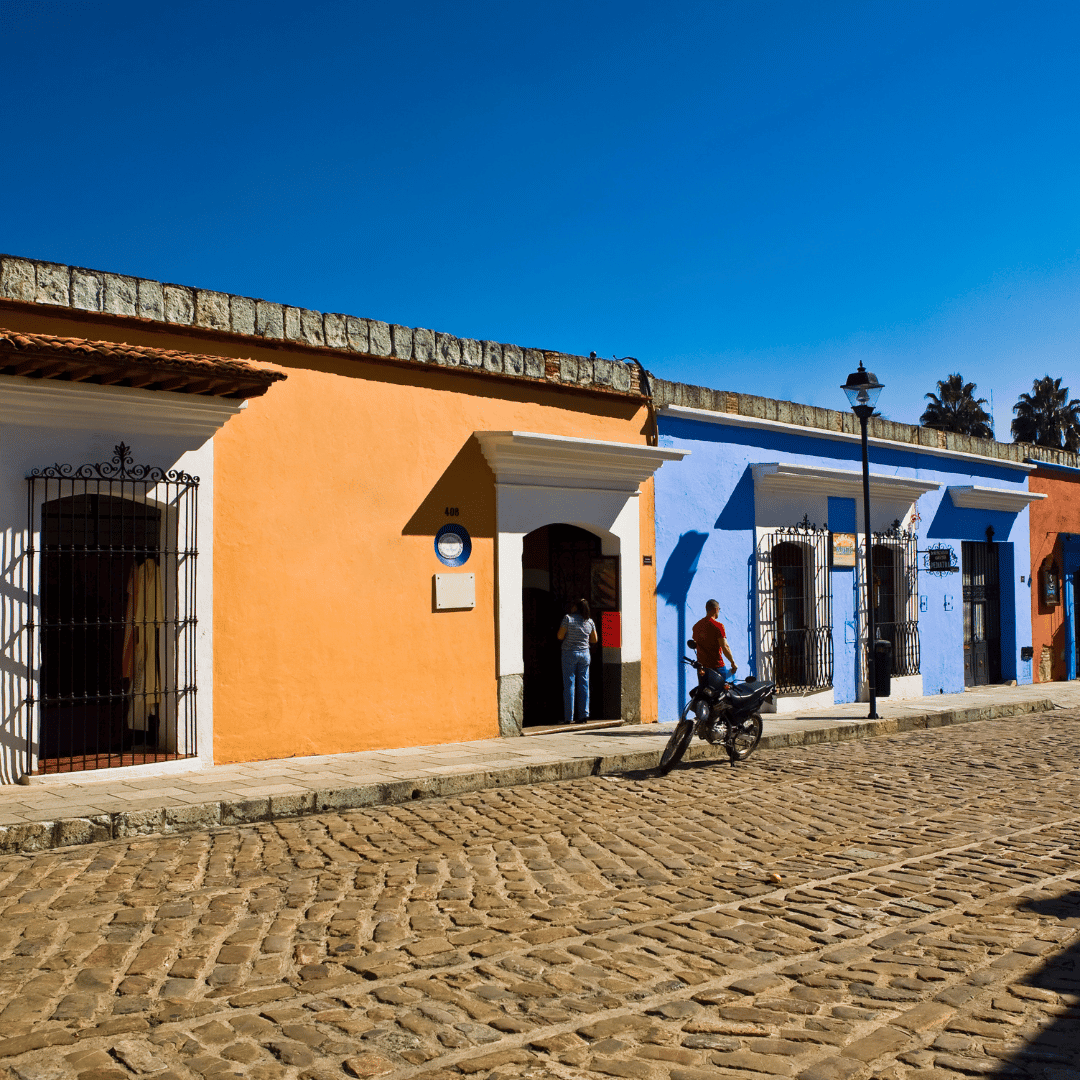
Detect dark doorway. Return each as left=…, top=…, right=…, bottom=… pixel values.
left=521, top=524, right=619, bottom=726
left=872, top=543, right=898, bottom=675
left=772, top=541, right=809, bottom=690
left=962, top=540, right=1001, bottom=686
left=40, top=494, right=162, bottom=768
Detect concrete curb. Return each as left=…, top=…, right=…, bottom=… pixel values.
left=0, top=697, right=1059, bottom=856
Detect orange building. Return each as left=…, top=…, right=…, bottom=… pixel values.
left=1028, top=458, right=1080, bottom=682
left=0, top=254, right=684, bottom=783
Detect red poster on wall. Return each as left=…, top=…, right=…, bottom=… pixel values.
left=601, top=611, right=621, bottom=648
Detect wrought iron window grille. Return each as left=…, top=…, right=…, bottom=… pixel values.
left=757, top=518, right=834, bottom=694
left=25, top=443, right=199, bottom=774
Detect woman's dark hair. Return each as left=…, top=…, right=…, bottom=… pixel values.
left=577, top=598, right=591, bottom=620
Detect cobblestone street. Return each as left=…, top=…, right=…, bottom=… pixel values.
left=0, top=713, right=1078, bottom=1080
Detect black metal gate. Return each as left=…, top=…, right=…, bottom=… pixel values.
left=26, top=443, right=199, bottom=773
left=962, top=540, right=1000, bottom=686
left=757, top=521, right=833, bottom=693
left=871, top=525, right=920, bottom=677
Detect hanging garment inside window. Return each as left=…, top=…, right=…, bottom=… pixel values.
left=123, top=557, right=164, bottom=734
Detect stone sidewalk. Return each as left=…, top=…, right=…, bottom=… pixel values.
left=3, top=680, right=1078, bottom=855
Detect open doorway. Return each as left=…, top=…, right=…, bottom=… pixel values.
left=521, top=523, right=620, bottom=726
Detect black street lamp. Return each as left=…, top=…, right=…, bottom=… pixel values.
left=842, top=362, right=884, bottom=719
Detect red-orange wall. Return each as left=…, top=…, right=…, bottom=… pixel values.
left=210, top=354, right=653, bottom=761
left=1029, top=468, right=1080, bottom=681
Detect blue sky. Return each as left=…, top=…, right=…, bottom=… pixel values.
left=2, top=0, right=1078, bottom=430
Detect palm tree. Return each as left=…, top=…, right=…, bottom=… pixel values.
left=920, top=374, right=994, bottom=438
left=1011, top=376, right=1080, bottom=451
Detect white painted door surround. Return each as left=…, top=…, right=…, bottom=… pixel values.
left=475, top=431, right=687, bottom=734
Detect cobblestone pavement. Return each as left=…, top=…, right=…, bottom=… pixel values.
left=0, top=713, right=1078, bottom=1080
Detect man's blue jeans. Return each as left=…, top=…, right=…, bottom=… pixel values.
left=701, top=664, right=735, bottom=689
left=561, top=649, right=590, bottom=723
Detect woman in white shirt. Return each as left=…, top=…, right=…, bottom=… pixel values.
left=557, top=598, right=598, bottom=724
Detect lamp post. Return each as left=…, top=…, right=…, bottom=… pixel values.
left=842, top=362, right=884, bottom=719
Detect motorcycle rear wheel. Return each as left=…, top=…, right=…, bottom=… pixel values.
left=728, top=713, right=763, bottom=760
left=659, top=703, right=697, bottom=775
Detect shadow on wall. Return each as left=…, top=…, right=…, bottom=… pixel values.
left=985, top=890, right=1080, bottom=1075
left=714, top=466, right=754, bottom=531
left=402, top=436, right=496, bottom=539
left=925, top=499, right=1016, bottom=542
left=656, top=531, right=708, bottom=707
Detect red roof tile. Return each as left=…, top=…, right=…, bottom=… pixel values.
left=0, top=328, right=285, bottom=398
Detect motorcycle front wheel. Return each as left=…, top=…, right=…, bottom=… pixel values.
left=659, top=702, right=698, bottom=775
left=728, top=713, right=763, bottom=761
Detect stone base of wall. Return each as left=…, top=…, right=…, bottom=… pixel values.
left=497, top=675, right=523, bottom=737
left=620, top=661, right=642, bottom=724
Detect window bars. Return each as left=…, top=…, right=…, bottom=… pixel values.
left=25, top=443, right=199, bottom=774
left=757, top=519, right=834, bottom=693
left=870, top=523, right=920, bottom=678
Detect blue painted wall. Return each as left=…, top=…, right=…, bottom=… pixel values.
left=654, top=416, right=1035, bottom=719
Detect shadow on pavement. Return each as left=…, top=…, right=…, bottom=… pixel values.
left=989, top=889, right=1080, bottom=1077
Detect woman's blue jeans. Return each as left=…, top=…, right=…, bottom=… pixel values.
left=561, top=649, right=590, bottom=723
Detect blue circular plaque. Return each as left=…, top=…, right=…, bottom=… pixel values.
left=435, top=523, right=471, bottom=567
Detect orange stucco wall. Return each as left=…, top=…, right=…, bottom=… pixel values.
left=2, top=304, right=656, bottom=760
left=1029, top=468, right=1080, bottom=681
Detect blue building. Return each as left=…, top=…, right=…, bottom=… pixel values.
left=651, top=382, right=1043, bottom=720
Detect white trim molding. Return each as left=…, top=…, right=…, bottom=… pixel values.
left=662, top=404, right=1035, bottom=472
left=751, top=462, right=939, bottom=533
left=752, top=462, right=940, bottom=503
left=475, top=430, right=687, bottom=491
left=947, top=485, right=1047, bottom=512
left=476, top=430, right=686, bottom=734
left=0, top=374, right=247, bottom=437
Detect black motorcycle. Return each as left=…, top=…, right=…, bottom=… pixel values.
left=658, top=651, right=776, bottom=775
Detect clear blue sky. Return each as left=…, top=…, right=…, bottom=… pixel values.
left=3, top=0, right=1078, bottom=430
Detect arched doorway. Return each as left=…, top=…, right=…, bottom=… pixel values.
left=521, top=523, right=620, bottom=726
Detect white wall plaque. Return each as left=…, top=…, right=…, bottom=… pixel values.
left=435, top=573, right=475, bottom=611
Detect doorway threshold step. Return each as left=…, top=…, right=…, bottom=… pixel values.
left=524, top=719, right=625, bottom=737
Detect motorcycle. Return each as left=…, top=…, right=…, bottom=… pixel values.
left=658, top=647, right=776, bottom=775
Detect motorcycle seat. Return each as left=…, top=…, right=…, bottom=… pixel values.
left=727, top=679, right=771, bottom=700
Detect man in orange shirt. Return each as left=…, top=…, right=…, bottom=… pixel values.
left=690, top=599, right=737, bottom=684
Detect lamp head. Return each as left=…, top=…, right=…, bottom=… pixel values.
left=842, top=362, right=884, bottom=414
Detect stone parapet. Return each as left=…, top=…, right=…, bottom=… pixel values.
left=0, top=254, right=643, bottom=399
left=652, top=377, right=1080, bottom=469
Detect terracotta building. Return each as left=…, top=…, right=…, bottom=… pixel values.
left=1028, top=457, right=1080, bottom=681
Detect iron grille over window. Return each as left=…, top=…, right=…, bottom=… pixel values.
left=757, top=519, right=833, bottom=693
left=870, top=524, right=920, bottom=678
left=26, top=443, right=199, bottom=774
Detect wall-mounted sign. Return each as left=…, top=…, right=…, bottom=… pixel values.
left=434, top=573, right=475, bottom=610
left=1041, top=565, right=1060, bottom=607
left=831, top=532, right=856, bottom=567
left=601, top=611, right=622, bottom=648
left=922, top=546, right=959, bottom=575
left=435, top=523, right=471, bottom=567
